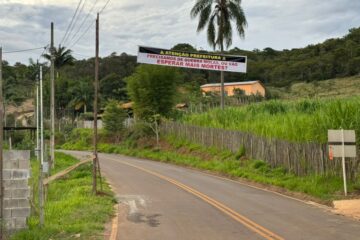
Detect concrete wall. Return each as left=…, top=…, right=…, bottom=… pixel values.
left=3, top=150, right=31, bottom=233
left=77, top=120, right=103, bottom=129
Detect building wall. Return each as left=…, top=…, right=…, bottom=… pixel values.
left=201, top=83, right=265, bottom=97
left=77, top=120, right=103, bottom=129
left=251, top=83, right=266, bottom=96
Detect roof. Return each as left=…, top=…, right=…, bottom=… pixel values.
left=201, top=81, right=262, bottom=88
left=121, top=102, right=134, bottom=109
left=176, top=103, right=188, bottom=109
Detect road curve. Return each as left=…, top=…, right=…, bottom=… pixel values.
left=63, top=150, right=360, bottom=240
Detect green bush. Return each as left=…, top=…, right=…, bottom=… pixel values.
left=102, top=100, right=127, bottom=142
left=126, top=65, right=179, bottom=119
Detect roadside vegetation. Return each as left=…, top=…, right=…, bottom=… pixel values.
left=182, top=97, right=360, bottom=143
left=60, top=128, right=360, bottom=202
left=11, top=152, right=115, bottom=240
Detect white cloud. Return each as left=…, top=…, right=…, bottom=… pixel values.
left=1, top=0, right=360, bottom=64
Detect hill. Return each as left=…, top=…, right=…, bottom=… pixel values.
left=268, top=75, right=360, bottom=99
left=2, top=26, right=360, bottom=116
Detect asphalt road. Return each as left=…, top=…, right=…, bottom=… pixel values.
left=64, top=150, right=360, bottom=240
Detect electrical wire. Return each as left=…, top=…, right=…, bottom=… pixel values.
left=99, top=0, right=111, bottom=14
left=68, top=0, right=100, bottom=44
left=63, top=0, right=88, bottom=46
left=69, top=21, right=94, bottom=49
left=69, top=0, right=112, bottom=49
left=59, top=0, right=84, bottom=46
left=3, top=46, right=46, bottom=54
left=37, top=45, right=49, bottom=62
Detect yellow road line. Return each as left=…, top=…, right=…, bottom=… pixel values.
left=110, top=204, right=119, bottom=240
left=107, top=157, right=284, bottom=240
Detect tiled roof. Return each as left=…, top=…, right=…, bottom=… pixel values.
left=201, top=81, right=261, bottom=88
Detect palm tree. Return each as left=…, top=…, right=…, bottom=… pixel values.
left=43, top=45, right=75, bottom=77
left=68, top=79, right=93, bottom=114
left=191, top=0, right=247, bottom=109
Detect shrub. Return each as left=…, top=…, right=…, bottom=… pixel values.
left=126, top=65, right=179, bottom=119
left=102, top=100, right=127, bottom=143
left=235, top=145, right=246, bottom=160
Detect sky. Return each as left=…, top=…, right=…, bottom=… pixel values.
left=1, top=0, right=360, bottom=64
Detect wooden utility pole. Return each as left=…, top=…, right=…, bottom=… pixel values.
left=50, top=22, right=55, bottom=168
left=0, top=47, right=4, bottom=239
left=93, top=13, right=99, bottom=194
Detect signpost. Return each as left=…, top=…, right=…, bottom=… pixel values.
left=137, top=46, right=247, bottom=73
left=328, top=129, right=357, bottom=196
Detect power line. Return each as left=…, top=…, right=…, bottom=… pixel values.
left=69, top=21, right=94, bottom=49
left=68, top=0, right=100, bottom=44
left=3, top=46, right=46, bottom=54
left=63, top=0, right=88, bottom=46
left=60, top=0, right=84, bottom=46
left=70, top=0, right=112, bottom=49
left=37, top=45, right=49, bottom=62
left=99, top=0, right=111, bottom=14
left=73, top=52, right=92, bottom=58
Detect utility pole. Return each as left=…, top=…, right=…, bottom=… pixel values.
left=50, top=22, right=55, bottom=169
left=39, top=66, right=44, bottom=226
left=0, top=47, right=4, bottom=240
left=92, top=13, right=99, bottom=194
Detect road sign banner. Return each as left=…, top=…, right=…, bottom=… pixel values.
left=329, top=145, right=357, bottom=158
left=328, top=130, right=356, bottom=143
left=137, top=46, right=247, bottom=73
left=328, top=129, right=357, bottom=196
left=328, top=130, right=356, bottom=158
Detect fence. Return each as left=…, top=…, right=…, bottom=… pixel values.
left=161, top=121, right=360, bottom=178
left=185, top=95, right=264, bottom=114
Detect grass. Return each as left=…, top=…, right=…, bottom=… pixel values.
left=61, top=132, right=360, bottom=202
left=268, top=75, right=360, bottom=99
left=11, top=152, right=115, bottom=240
left=181, top=97, right=360, bottom=143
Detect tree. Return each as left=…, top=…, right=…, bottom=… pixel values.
left=100, top=73, right=128, bottom=102
left=43, top=45, right=75, bottom=76
left=126, top=65, right=178, bottom=120
left=102, top=100, right=127, bottom=143
left=68, top=79, right=93, bottom=113
left=191, top=0, right=247, bottom=109
left=171, top=43, right=197, bottom=52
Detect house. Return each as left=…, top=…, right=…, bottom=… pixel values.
left=200, top=81, right=266, bottom=97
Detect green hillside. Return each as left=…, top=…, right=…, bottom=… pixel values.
left=268, top=76, right=360, bottom=99
left=2, top=27, right=360, bottom=116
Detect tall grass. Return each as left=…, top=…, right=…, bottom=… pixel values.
left=182, top=97, right=360, bottom=143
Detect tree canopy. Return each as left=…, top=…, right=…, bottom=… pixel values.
left=126, top=65, right=178, bottom=119
left=191, top=0, right=247, bottom=50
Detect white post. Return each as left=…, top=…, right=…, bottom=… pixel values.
left=39, top=66, right=44, bottom=225
left=36, top=79, right=39, bottom=160
left=341, top=129, right=348, bottom=196
left=40, top=66, right=44, bottom=166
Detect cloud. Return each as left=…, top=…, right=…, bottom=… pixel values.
left=1, top=0, right=360, bottom=64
